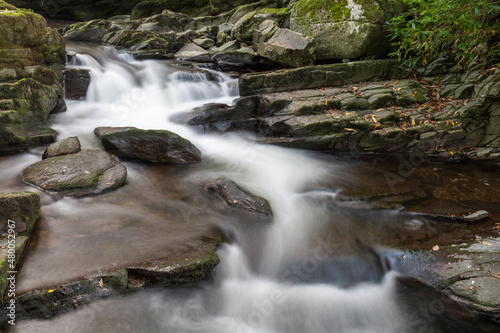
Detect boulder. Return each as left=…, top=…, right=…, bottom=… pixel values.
left=0, top=191, right=40, bottom=233
left=136, top=10, right=201, bottom=33
left=94, top=127, right=202, bottom=164
left=174, top=43, right=212, bottom=62
left=62, top=19, right=113, bottom=43
left=23, top=150, right=127, bottom=197
left=64, top=68, right=91, bottom=100
left=193, top=38, right=215, bottom=49
left=231, top=7, right=289, bottom=42
left=206, top=179, right=273, bottom=216
left=290, top=0, right=405, bottom=60
left=42, top=136, right=81, bottom=159
left=252, top=20, right=315, bottom=68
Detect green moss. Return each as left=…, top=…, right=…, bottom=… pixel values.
left=293, top=0, right=350, bottom=23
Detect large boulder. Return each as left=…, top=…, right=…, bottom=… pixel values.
left=253, top=19, right=315, bottom=68
left=94, top=127, right=202, bottom=164
left=64, top=68, right=91, bottom=100
left=23, top=150, right=127, bottom=197
left=290, top=0, right=405, bottom=60
left=0, top=191, right=40, bottom=234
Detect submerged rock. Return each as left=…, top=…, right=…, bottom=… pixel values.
left=206, top=178, right=273, bottom=216
left=94, top=126, right=202, bottom=163
left=23, top=150, right=127, bottom=197
left=42, top=136, right=81, bottom=159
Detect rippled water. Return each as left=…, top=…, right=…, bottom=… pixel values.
left=4, top=44, right=500, bottom=332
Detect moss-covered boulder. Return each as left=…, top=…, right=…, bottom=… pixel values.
left=94, top=127, right=202, bottom=164
left=42, top=136, right=81, bottom=159
left=0, top=191, right=40, bottom=233
left=23, top=150, right=127, bottom=197
left=252, top=19, right=315, bottom=68
left=290, top=0, right=405, bottom=60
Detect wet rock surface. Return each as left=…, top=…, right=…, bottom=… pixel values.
left=94, top=126, right=202, bottom=164
left=64, top=68, right=91, bottom=100
left=23, top=150, right=127, bottom=197
left=206, top=178, right=273, bottom=216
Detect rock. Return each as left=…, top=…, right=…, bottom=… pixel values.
left=23, top=150, right=127, bottom=197
left=193, top=38, right=215, bottom=49
left=206, top=179, right=273, bottom=216
left=420, top=210, right=490, bottom=224
left=174, top=43, right=212, bottom=62
left=231, top=7, right=289, bottom=42
left=0, top=236, right=28, bottom=300
left=137, top=10, right=201, bottom=33
left=252, top=19, right=315, bottom=68
left=94, top=126, right=202, bottom=164
left=239, top=59, right=409, bottom=96
left=42, top=136, right=81, bottom=159
left=0, top=3, right=66, bottom=153
left=62, top=19, right=113, bottom=43
left=64, top=68, right=91, bottom=100
left=209, top=40, right=239, bottom=55
left=0, top=191, right=40, bottom=233
left=290, top=0, right=405, bottom=60
left=213, top=47, right=276, bottom=72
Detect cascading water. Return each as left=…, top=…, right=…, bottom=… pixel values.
left=7, top=45, right=499, bottom=333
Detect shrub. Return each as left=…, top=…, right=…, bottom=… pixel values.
left=386, top=0, right=500, bottom=69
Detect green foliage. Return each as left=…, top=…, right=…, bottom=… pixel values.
left=386, top=0, right=500, bottom=69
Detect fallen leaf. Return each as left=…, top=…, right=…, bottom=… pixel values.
left=99, top=278, right=104, bottom=288
left=432, top=245, right=439, bottom=251
left=84, top=171, right=90, bottom=174
left=47, top=289, right=55, bottom=293
left=469, top=286, right=473, bottom=290
left=233, top=200, right=238, bottom=204
left=411, top=118, right=416, bottom=126
left=475, top=235, right=482, bottom=240
left=371, top=115, right=377, bottom=123
left=344, top=128, right=357, bottom=132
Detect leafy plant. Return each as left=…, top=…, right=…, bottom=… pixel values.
left=385, top=0, right=500, bottom=69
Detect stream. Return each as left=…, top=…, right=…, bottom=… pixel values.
left=3, top=44, right=500, bottom=332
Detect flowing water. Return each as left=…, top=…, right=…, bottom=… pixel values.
left=3, top=44, right=500, bottom=332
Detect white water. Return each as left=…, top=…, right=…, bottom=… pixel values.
left=13, top=46, right=495, bottom=332
left=44, top=46, right=407, bottom=333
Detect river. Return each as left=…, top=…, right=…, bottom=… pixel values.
left=3, top=44, right=500, bottom=332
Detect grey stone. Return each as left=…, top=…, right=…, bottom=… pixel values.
left=23, top=150, right=127, bottom=197
left=252, top=20, right=315, bottom=68
left=94, top=127, right=202, bottom=164
left=193, top=38, right=215, bottom=49
left=174, top=43, right=212, bottom=62
left=42, top=136, right=81, bottom=159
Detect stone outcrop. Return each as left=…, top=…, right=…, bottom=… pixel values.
left=64, top=68, right=91, bottom=100
left=0, top=1, right=66, bottom=153
left=94, top=127, right=202, bottom=164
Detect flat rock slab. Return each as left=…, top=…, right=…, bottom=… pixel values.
left=94, top=126, right=202, bottom=164
left=23, top=150, right=127, bottom=197
left=42, top=136, right=81, bottom=159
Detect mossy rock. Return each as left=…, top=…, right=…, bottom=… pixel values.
left=0, top=191, right=40, bottom=232
left=23, top=150, right=127, bottom=197
left=290, top=0, right=405, bottom=60
left=231, top=7, right=289, bottom=41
